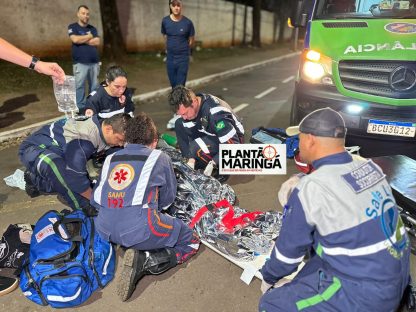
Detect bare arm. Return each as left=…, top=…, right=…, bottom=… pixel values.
left=69, top=32, right=94, bottom=44
left=0, top=37, right=65, bottom=83
left=188, top=36, right=195, bottom=48
left=88, top=37, right=100, bottom=47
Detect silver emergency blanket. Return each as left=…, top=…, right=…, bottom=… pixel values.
left=161, top=147, right=283, bottom=261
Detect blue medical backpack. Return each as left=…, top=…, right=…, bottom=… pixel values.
left=20, top=210, right=115, bottom=308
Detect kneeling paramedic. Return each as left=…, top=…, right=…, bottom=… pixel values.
left=168, top=85, right=244, bottom=176
left=90, top=112, right=200, bottom=301
left=19, top=113, right=130, bottom=210
left=259, top=108, right=411, bottom=312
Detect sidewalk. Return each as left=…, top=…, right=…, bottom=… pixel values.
left=0, top=43, right=297, bottom=143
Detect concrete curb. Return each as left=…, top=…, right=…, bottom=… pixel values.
left=0, top=51, right=300, bottom=143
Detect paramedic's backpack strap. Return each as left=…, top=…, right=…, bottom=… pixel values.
left=52, top=216, right=83, bottom=242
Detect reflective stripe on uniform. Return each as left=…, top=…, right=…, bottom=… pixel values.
left=38, top=153, right=80, bottom=210
left=274, top=246, right=304, bottom=264
left=93, top=153, right=116, bottom=205
left=48, top=123, right=59, bottom=146
left=218, top=128, right=237, bottom=143
left=320, top=226, right=407, bottom=257
left=98, top=108, right=125, bottom=119
left=132, top=149, right=162, bottom=205
left=195, top=138, right=210, bottom=154
left=209, top=106, right=244, bottom=135
left=197, top=128, right=216, bottom=136
left=183, top=121, right=196, bottom=128
left=296, top=277, right=342, bottom=311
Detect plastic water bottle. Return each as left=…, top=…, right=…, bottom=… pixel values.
left=161, top=133, right=177, bottom=147
left=53, top=75, right=78, bottom=113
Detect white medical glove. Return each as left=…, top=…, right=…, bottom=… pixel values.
left=187, top=158, right=196, bottom=170
left=261, top=278, right=291, bottom=294
left=203, top=160, right=216, bottom=176
left=261, top=280, right=273, bottom=294
left=278, top=173, right=306, bottom=207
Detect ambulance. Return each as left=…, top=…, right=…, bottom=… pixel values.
left=290, top=0, right=416, bottom=154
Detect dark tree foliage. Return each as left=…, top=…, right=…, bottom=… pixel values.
left=99, top=0, right=126, bottom=60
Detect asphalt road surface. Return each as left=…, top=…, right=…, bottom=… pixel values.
left=0, top=54, right=414, bottom=311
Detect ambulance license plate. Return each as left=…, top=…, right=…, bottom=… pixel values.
left=367, top=119, right=416, bottom=137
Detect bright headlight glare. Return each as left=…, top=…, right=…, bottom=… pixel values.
left=306, top=50, right=321, bottom=62
left=303, top=61, right=325, bottom=81
left=301, top=50, right=333, bottom=84
left=346, top=104, right=364, bottom=114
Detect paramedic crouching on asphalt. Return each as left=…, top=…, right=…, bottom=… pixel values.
left=19, top=113, right=130, bottom=210
left=259, top=108, right=411, bottom=312
left=90, top=113, right=200, bottom=302
left=168, top=85, right=244, bottom=177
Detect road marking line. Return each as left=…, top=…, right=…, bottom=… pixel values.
left=233, top=103, right=249, bottom=113
left=282, top=76, right=295, bottom=83
left=254, top=87, right=277, bottom=99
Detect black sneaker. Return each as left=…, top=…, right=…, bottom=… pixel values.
left=117, top=249, right=146, bottom=302
left=0, top=276, right=19, bottom=297
left=24, top=170, right=40, bottom=198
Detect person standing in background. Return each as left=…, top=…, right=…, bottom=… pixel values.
left=68, top=4, right=100, bottom=113
left=161, top=0, right=195, bottom=130
left=0, top=37, right=65, bottom=83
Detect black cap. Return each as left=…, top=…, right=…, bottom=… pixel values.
left=286, top=107, right=347, bottom=138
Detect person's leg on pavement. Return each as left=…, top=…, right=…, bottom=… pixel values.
left=166, top=58, right=181, bottom=129
left=166, top=57, right=176, bottom=88
left=29, top=152, right=88, bottom=210
left=118, top=210, right=199, bottom=301
left=73, top=63, right=89, bottom=111
left=87, top=62, right=100, bottom=94
left=175, top=58, right=189, bottom=87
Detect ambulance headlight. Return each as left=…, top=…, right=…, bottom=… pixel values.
left=303, top=61, right=325, bottom=80
left=301, top=50, right=333, bottom=85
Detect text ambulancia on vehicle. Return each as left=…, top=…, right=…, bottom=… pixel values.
left=290, top=0, right=416, bottom=154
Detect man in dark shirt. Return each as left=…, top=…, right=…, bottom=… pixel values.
left=68, top=5, right=100, bottom=112
left=161, top=0, right=195, bottom=129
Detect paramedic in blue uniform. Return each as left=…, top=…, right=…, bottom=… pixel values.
left=85, top=65, right=135, bottom=119
left=168, top=85, right=244, bottom=176
left=68, top=5, right=100, bottom=112
left=19, top=113, right=130, bottom=211
left=259, top=108, right=411, bottom=312
left=90, top=112, right=200, bottom=302
left=161, top=0, right=195, bottom=129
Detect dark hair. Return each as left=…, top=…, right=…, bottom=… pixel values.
left=77, top=5, right=89, bottom=11
left=125, top=113, right=158, bottom=145
left=168, top=85, right=193, bottom=112
left=102, top=113, right=131, bottom=134
left=105, top=65, right=127, bottom=83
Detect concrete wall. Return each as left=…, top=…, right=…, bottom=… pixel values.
left=0, top=0, right=288, bottom=57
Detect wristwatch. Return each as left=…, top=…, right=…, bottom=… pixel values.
left=29, top=56, right=39, bottom=70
